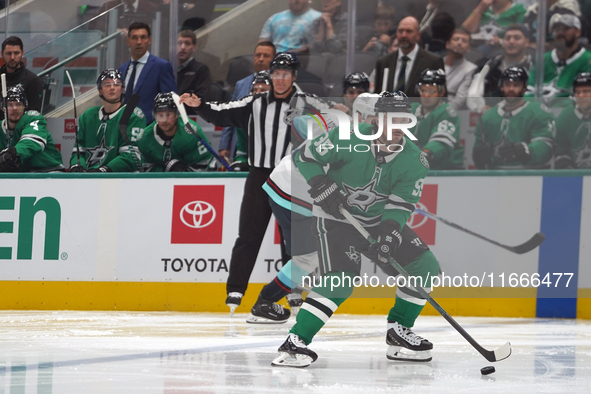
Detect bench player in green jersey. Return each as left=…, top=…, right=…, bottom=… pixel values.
left=271, top=92, right=441, bottom=367
left=555, top=72, right=591, bottom=169
left=69, top=69, right=145, bottom=172
left=137, top=92, right=215, bottom=172
left=472, top=66, right=554, bottom=169
left=0, top=86, right=64, bottom=172
left=411, top=69, right=464, bottom=170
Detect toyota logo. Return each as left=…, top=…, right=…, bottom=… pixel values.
left=408, top=202, right=428, bottom=229
left=180, top=201, right=216, bottom=229
left=65, top=121, right=76, bottom=130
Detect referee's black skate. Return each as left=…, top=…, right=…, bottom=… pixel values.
left=246, top=295, right=290, bottom=324
left=271, top=333, right=318, bottom=368
left=225, top=292, right=243, bottom=316
left=386, top=321, right=433, bottom=362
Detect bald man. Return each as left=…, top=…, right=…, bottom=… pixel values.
left=374, top=16, right=444, bottom=96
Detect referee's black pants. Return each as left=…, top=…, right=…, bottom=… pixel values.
left=227, top=167, right=290, bottom=295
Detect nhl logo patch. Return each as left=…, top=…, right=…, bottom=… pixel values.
left=420, top=152, right=430, bottom=169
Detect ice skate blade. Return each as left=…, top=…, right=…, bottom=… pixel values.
left=271, top=352, right=315, bottom=368
left=228, top=304, right=238, bottom=316
left=246, top=314, right=288, bottom=324
left=386, top=346, right=432, bottom=362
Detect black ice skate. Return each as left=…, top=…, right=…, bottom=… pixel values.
left=225, top=292, right=243, bottom=316
left=386, top=321, right=433, bottom=362
left=271, top=333, right=318, bottom=368
left=246, top=296, right=291, bottom=324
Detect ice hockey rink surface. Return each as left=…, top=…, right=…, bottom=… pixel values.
left=0, top=311, right=590, bottom=393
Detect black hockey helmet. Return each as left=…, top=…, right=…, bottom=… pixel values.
left=343, top=72, right=370, bottom=93
left=498, top=66, right=528, bottom=88
left=417, top=68, right=446, bottom=87
left=270, top=52, right=300, bottom=74
left=374, top=91, right=412, bottom=113
left=252, top=70, right=272, bottom=87
left=573, top=72, right=591, bottom=92
left=97, top=69, right=125, bottom=102
left=5, top=85, right=28, bottom=109
left=153, top=92, right=177, bottom=118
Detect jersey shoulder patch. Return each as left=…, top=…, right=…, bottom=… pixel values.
left=445, top=105, right=458, bottom=117
left=420, top=152, right=430, bottom=169
left=133, top=107, right=145, bottom=119
left=26, top=110, right=41, bottom=117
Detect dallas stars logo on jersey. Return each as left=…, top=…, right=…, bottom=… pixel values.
left=343, top=178, right=389, bottom=212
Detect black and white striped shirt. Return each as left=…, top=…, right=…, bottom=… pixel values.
left=197, top=89, right=298, bottom=169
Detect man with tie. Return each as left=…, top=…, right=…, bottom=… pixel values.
left=118, top=22, right=177, bottom=124
left=374, top=16, right=444, bottom=96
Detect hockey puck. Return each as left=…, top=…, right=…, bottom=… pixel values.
left=480, top=366, right=495, bottom=375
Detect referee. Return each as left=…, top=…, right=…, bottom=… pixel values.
left=183, top=53, right=300, bottom=313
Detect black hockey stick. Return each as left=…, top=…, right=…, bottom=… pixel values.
left=415, top=208, right=545, bottom=254
left=65, top=70, right=81, bottom=166
left=1, top=73, right=12, bottom=148
left=171, top=92, right=233, bottom=171
left=340, top=206, right=512, bottom=363
left=119, top=94, right=142, bottom=171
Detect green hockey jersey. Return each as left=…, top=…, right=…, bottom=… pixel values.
left=410, top=102, right=464, bottom=169
left=295, top=122, right=429, bottom=230
left=234, top=127, right=248, bottom=163
left=475, top=100, right=554, bottom=168
left=137, top=118, right=215, bottom=172
left=474, top=3, right=526, bottom=41
left=526, top=48, right=591, bottom=98
left=0, top=110, right=64, bottom=171
left=555, top=104, right=591, bottom=168
left=70, top=105, right=145, bottom=172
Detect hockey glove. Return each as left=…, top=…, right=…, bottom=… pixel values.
left=554, top=155, right=574, bottom=169
left=230, top=161, right=249, bottom=171
left=0, top=147, right=23, bottom=172
left=498, top=142, right=531, bottom=164
left=164, top=159, right=189, bottom=172
left=308, top=175, right=350, bottom=220
left=369, top=219, right=402, bottom=264
left=88, top=166, right=112, bottom=173
left=472, top=142, right=494, bottom=169
left=69, top=164, right=86, bottom=173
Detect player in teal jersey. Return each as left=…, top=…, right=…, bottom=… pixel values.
left=137, top=92, right=214, bottom=172
left=411, top=69, right=464, bottom=170
left=0, top=86, right=64, bottom=172
left=69, top=69, right=145, bottom=172
left=473, top=66, right=554, bottom=169
left=555, top=72, right=591, bottom=169
left=271, top=92, right=441, bottom=367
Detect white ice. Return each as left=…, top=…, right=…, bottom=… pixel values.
left=0, top=311, right=590, bottom=393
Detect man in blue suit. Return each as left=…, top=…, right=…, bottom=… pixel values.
left=118, top=22, right=177, bottom=124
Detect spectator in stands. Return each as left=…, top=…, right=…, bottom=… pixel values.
left=68, top=69, right=145, bottom=173
left=469, top=23, right=533, bottom=103
left=308, top=0, right=349, bottom=54
left=0, top=86, right=64, bottom=172
left=374, top=16, right=445, bottom=96
left=444, top=28, right=477, bottom=110
left=1, top=36, right=44, bottom=113
left=524, top=0, right=583, bottom=43
left=411, top=69, right=464, bottom=169
left=425, top=12, right=456, bottom=54
left=362, top=4, right=396, bottom=58
left=93, top=0, right=158, bottom=30
left=118, top=22, right=177, bottom=124
left=462, top=0, right=526, bottom=49
left=525, top=14, right=591, bottom=99
left=418, top=0, right=466, bottom=46
left=554, top=72, right=591, bottom=169
left=472, top=66, right=554, bottom=169
left=218, top=41, right=276, bottom=162
left=259, top=0, right=321, bottom=54
left=176, top=30, right=212, bottom=109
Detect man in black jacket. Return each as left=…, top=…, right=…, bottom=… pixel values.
left=1, top=36, right=44, bottom=113
left=176, top=29, right=212, bottom=105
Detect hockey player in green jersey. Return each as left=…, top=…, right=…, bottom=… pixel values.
left=555, top=72, right=591, bottom=168
left=472, top=66, right=554, bottom=169
left=69, top=69, right=145, bottom=172
left=137, top=92, right=214, bottom=172
left=0, top=86, right=64, bottom=172
left=272, top=92, right=441, bottom=367
left=525, top=14, right=591, bottom=100
left=411, top=69, right=464, bottom=170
